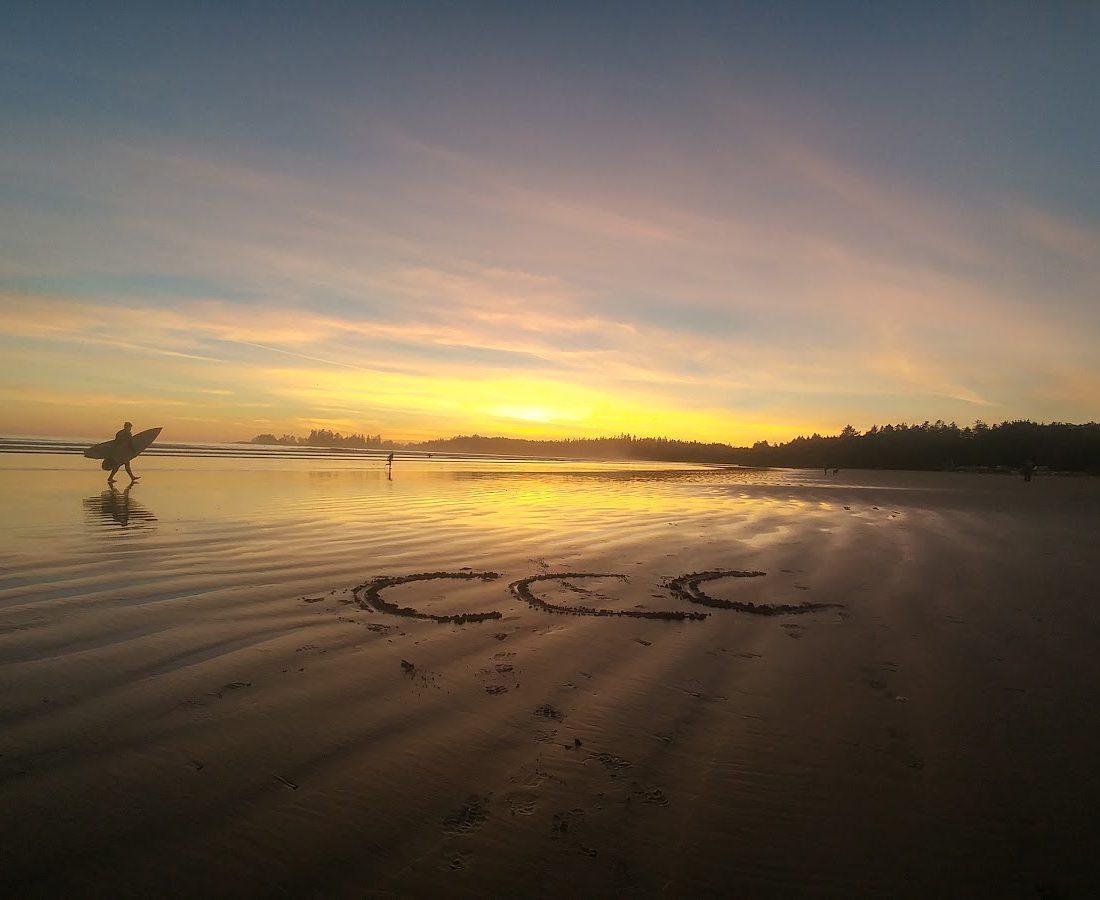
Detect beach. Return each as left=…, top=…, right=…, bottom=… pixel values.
left=1, top=452, right=1098, bottom=897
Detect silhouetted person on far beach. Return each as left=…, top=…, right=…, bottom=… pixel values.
left=107, top=421, right=140, bottom=485
left=1022, top=460, right=1035, bottom=482
left=387, top=452, right=394, bottom=466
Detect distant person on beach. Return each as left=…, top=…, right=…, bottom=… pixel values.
left=387, top=452, right=394, bottom=466
left=107, top=422, right=140, bottom=485
left=1022, top=460, right=1035, bottom=482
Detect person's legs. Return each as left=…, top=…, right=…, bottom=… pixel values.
left=124, top=461, right=138, bottom=481
left=108, top=464, right=121, bottom=484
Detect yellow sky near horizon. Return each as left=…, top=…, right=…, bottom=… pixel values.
left=3, top=276, right=1096, bottom=446
left=0, top=291, right=839, bottom=445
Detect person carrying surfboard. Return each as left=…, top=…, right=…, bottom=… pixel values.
left=85, top=423, right=162, bottom=481
left=108, top=422, right=140, bottom=484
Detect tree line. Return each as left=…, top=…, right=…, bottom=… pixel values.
left=250, top=429, right=384, bottom=448
left=250, top=420, right=1100, bottom=472
left=413, top=433, right=742, bottom=463
left=739, top=420, right=1100, bottom=472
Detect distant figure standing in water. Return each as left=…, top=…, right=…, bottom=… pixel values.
left=1022, top=460, right=1035, bottom=482
left=386, top=451, right=394, bottom=467
left=108, top=422, right=140, bottom=485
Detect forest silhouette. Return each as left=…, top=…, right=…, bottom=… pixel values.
left=251, top=421, right=1100, bottom=472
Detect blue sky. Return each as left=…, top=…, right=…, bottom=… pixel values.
left=2, top=2, right=1098, bottom=442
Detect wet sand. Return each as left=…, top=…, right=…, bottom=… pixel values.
left=1, top=457, right=1099, bottom=896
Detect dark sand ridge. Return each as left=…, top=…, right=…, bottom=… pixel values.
left=666, top=569, right=843, bottom=614
left=355, top=571, right=505, bottom=623
left=510, top=572, right=710, bottom=620
left=2, top=462, right=1100, bottom=895
left=353, top=568, right=831, bottom=621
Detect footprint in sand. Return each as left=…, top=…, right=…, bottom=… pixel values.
left=552, top=810, right=600, bottom=858
left=442, top=794, right=491, bottom=835
left=506, top=793, right=539, bottom=816
left=631, top=784, right=670, bottom=806
left=588, top=751, right=632, bottom=772
left=439, top=849, right=472, bottom=871
left=475, top=654, right=519, bottom=695
left=551, top=808, right=587, bottom=836
left=534, top=703, right=564, bottom=721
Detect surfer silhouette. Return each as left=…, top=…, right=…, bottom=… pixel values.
left=108, top=422, right=140, bottom=484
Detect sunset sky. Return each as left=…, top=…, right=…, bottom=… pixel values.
left=2, top=3, right=1098, bottom=444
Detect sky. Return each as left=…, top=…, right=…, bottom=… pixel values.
left=2, top=2, right=1098, bottom=445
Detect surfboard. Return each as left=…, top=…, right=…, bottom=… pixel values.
left=84, top=427, right=163, bottom=466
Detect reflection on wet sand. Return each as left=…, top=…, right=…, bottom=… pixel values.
left=82, top=486, right=157, bottom=529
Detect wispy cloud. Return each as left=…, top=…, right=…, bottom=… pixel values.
left=2, top=75, right=1098, bottom=442
left=1010, top=205, right=1100, bottom=267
